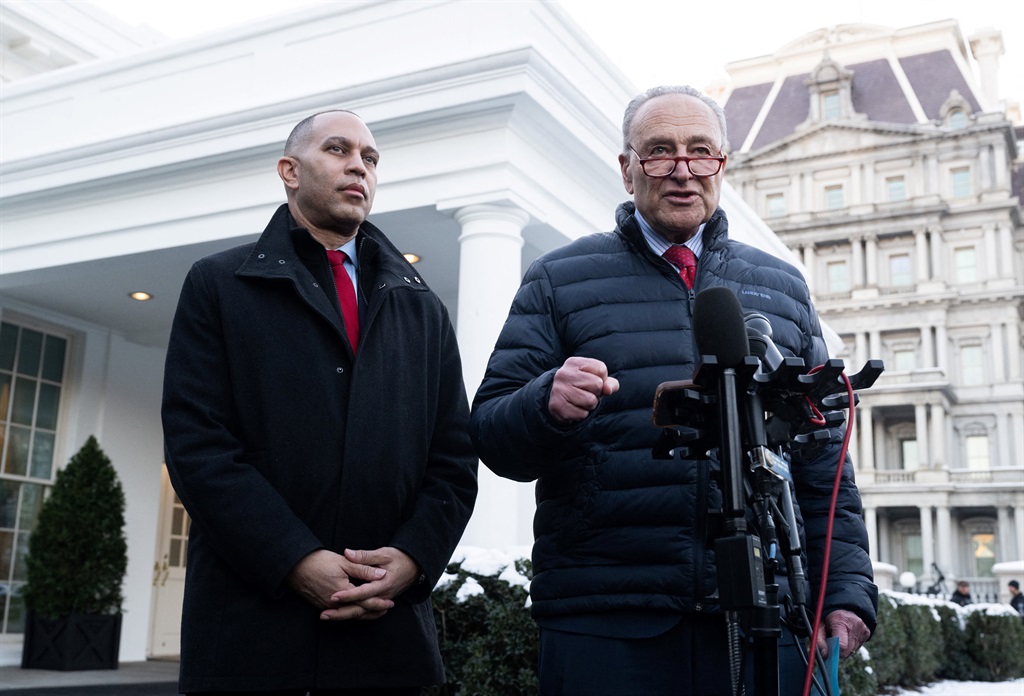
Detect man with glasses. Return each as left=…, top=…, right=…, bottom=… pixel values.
left=471, top=86, right=876, bottom=694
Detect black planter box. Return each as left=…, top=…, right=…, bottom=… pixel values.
left=21, top=610, right=122, bottom=671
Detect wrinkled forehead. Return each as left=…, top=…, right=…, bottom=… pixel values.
left=631, top=94, right=722, bottom=149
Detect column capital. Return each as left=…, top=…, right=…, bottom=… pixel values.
left=453, top=204, right=531, bottom=231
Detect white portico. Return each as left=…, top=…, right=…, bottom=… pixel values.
left=0, top=0, right=800, bottom=661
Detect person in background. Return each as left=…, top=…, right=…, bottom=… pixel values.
left=950, top=580, right=973, bottom=606
left=470, top=85, right=876, bottom=695
left=162, top=110, right=478, bottom=695
left=1008, top=579, right=1024, bottom=621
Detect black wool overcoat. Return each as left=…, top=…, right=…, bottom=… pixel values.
left=162, top=204, right=478, bottom=692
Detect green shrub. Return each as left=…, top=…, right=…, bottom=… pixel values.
left=426, top=561, right=1024, bottom=695
left=428, top=551, right=537, bottom=696
left=837, top=644, right=877, bottom=696
left=23, top=436, right=127, bottom=619
left=866, top=593, right=906, bottom=687
left=964, top=606, right=1024, bottom=681
left=935, top=603, right=974, bottom=681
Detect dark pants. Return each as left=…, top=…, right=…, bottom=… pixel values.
left=538, top=615, right=807, bottom=696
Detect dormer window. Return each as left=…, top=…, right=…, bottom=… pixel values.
left=822, top=91, right=841, bottom=120
left=939, top=89, right=972, bottom=129
left=800, top=52, right=865, bottom=127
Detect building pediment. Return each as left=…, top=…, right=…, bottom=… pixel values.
left=734, top=121, right=930, bottom=166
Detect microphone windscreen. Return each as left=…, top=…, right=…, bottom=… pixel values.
left=693, top=287, right=749, bottom=367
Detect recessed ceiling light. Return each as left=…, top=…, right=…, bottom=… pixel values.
left=403, top=253, right=421, bottom=264
left=129, top=291, right=153, bottom=301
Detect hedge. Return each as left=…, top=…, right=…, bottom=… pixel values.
left=429, top=548, right=1024, bottom=696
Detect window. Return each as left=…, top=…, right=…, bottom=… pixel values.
left=893, top=348, right=916, bottom=372
left=766, top=192, right=786, bottom=218
left=822, top=91, right=841, bottom=120
left=960, top=345, right=984, bottom=386
left=890, top=254, right=912, bottom=287
left=971, top=532, right=996, bottom=577
left=965, top=435, right=989, bottom=470
left=886, top=176, right=906, bottom=201
left=951, top=167, right=972, bottom=198
left=949, top=110, right=968, bottom=129
left=825, top=184, right=844, bottom=210
left=827, top=260, right=850, bottom=293
left=955, top=247, right=977, bottom=283
left=901, top=438, right=918, bottom=471
left=0, top=321, right=68, bottom=635
left=903, top=533, right=924, bottom=579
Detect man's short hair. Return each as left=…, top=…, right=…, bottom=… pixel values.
left=283, top=109, right=359, bottom=156
left=1010, top=580, right=1021, bottom=590
left=622, top=85, right=729, bottom=155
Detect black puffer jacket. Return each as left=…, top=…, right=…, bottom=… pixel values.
left=471, top=202, right=876, bottom=634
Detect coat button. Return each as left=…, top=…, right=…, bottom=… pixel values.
left=336, top=367, right=344, bottom=374
left=278, top=259, right=286, bottom=264
left=257, top=253, right=265, bottom=259
left=313, top=283, right=319, bottom=288
left=403, top=276, right=411, bottom=283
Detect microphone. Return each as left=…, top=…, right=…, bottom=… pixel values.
left=694, top=287, right=750, bottom=367
left=745, top=312, right=784, bottom=373
left=693, top=288, right=768, bottom=612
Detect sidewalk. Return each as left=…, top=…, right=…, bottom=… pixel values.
left=0, top=660, right=179, bottom=694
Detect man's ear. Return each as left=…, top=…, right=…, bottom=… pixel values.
left=277, top=156, right=300, bottom=190
left=618, top=152, right=634, bottom=195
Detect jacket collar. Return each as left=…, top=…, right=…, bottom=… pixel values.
left=614, top=201, right=728, bottom=255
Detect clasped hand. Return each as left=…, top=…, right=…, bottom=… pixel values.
left=287, top=547, right=419, bottom=621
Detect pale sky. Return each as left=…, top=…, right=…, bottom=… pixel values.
left=90, top=0, right=1023, bottom=110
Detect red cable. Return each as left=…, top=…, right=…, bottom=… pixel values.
left=802, top=371, right=855, bottom=696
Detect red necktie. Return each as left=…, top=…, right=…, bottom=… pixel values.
left=326, top=250, right=360, bottom=351
left=663, top=245, right=697, bottom=289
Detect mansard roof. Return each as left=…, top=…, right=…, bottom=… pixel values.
left=723, top=21, right=985, bottom=154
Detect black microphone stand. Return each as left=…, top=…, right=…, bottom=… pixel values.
left=653, top=355, right=883, bottom=696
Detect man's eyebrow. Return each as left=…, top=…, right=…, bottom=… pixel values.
left=322, top=136, right=380, bottom=160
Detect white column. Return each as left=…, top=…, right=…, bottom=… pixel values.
left=998, top=506, right=1013, bottom=563
left=855, top=331, right=869, bottom=369
left=983, top=224, right=998, bottom=284
left=915, top=403, right=929, bottom=470
left=929, top=404, right=945, bottom=470
left=1007, top=412, right=1022, bottom=467
left=935, top=505, right=952, bottom=575
left=852, top=237, right=865, bottom=288
left=991, top=322, right=1006, bottom=382
left=859, top=405, right=875, bottom=471
left=878, top=514, right=892, bottom=564
left=998, top=222, right=1014, bottom=278
left=929, top=227, right=943, bottom=283
left=870, top=330, right=882, bottom=365
left=920, top=506, right=935, bottom=578
left=802, top=245, right=816, bottom=294
left=1014, top=505, right=1024, bottom=561
left=1006, top=321, right=1022, bottom=381
left=454, top=204, right=529, bottom=396
left=864, top=506, right=879, bottom=562
left=864, top=236, right=878, bottom=287
left=453, top=204, right=531, bottom=550
left=921, top=325, right=934, bottom=369
left=914, top=227, right=929, bottom=282
left=998, top=412, right=1013, bottom=469
left=935, top=324, right=948, bottom=375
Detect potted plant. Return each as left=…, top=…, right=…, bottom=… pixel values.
left=21, top=435, right=127, bottom=670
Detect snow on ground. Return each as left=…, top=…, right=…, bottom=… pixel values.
left=893, top=679, right=1024, bottom=694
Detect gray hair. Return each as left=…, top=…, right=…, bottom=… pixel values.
left=283, top=109, right=360, bottom=156
left=621, top=85, right=728, bottom=155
